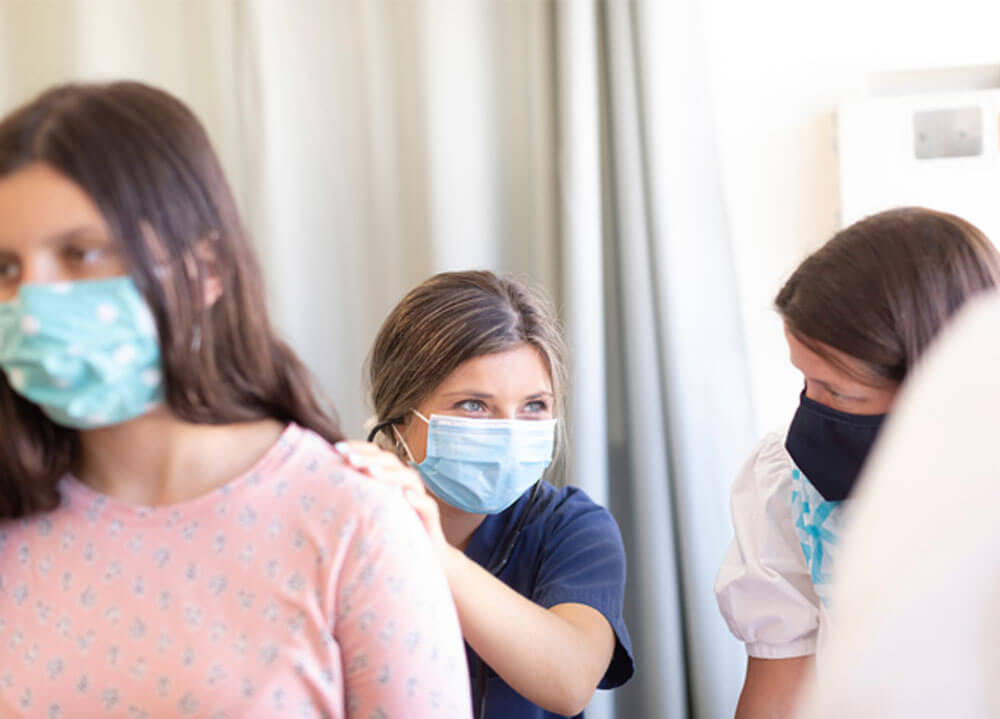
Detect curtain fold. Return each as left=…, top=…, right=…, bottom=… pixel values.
left=634, top=0, right=757, bottom=715
left=554, top=6, right=612, bottom=717
left=566, top=1, right=755, bottom=715
left=596, top=1, right=690, bottom=716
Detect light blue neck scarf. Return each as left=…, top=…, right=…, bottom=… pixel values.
left=789, top=466, right=846, bottom=607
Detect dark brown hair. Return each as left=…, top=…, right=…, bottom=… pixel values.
left=0, top=81, right=343, bottom=519
left=366, top=270, right=568, bottom=463
left=777, top=206, right=1000, bottom=385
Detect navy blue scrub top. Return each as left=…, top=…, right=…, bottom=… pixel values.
left=464, top=481, right=634, bottom=719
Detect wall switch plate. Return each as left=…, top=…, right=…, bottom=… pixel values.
left=913, top=107, right=983, bottom=159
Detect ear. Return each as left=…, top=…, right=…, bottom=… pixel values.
left=203, top=273, right=223, bottom=308
left=393, top=417, right=411, bottom=448
left=389, top=425, right=410, bottom=461
left=193, top=236, right=223, bottom=308
left=398, top=412, right=430, bottom=464
left=140, top=222, right=223, bottom=309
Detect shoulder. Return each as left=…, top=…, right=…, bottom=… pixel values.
left=727, top=429, right=800, bottom=530
left=744, top=430, right=795, bottom=481
left=523, top=484, right=626, bottom=573
left=524, top=486, right=624, bottom=575
left=729, top=430, right=796, bottom=503
left=262, top=425, right=411, bottom=522
left=275, top=429, right=437, bottom=592
left=532, top=484, right=623, bottom=541
left=273, top=425, right=364, bottom=490
left=533, top=482, right=605, bottom=514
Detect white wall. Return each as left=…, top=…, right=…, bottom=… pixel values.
left=699, top=0, right=1000, bottom=436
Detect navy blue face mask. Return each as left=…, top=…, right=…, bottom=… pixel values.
left=784, top=390, right=886, bottom=501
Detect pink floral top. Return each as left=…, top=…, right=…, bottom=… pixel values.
left=0, top=424, right=471, bottom=718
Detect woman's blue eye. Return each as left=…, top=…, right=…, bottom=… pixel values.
left=457, top=399, right=487, bottom=412
left=524, top=401, right=548, bottom=413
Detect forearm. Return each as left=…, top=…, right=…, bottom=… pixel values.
left=444, top=547, right=611, bottom=716
left=735, top=655, right=813, bottom=719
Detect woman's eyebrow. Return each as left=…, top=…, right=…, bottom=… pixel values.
left=440, top=390, right=495, bottom=399
left=47, top=225, right=107, bottom=244
left=0, top=226, right=105, bottom=254
left=524, top=391, right=554, bottom=400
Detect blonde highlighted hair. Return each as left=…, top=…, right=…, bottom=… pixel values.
left=366, top=271, right=569, bottom=469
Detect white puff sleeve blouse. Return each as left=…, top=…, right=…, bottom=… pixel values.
left=714, top=431, right=826, bottom=658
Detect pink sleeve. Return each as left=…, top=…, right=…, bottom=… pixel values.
left=330, top=479, right=471, bottom=719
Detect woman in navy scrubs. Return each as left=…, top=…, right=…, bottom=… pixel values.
left=347, top=270, right=634, bottom=718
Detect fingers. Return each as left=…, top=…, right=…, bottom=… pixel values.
left=403, top=486, right=436, bottom=514
left=402, top=488, right=446, bottom=545
left=332, top=439, right=443, bottom=545
left=334, top=440, right=403, bottom=469
left=333, top=440, right=424, bottom=492
left=334, top=440, right=404, bottom=474
left=336, top=439, right=390, bottom=458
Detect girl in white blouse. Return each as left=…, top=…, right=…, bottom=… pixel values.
left=715, top=207, right=1000, bottom=718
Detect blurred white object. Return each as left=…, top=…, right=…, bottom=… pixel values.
left=839, top=87, right=1000, bottom=242
left=799, top=291, right=1000, bottom=718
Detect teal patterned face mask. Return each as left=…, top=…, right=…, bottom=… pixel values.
left=0, top=277, right=165, bottom=429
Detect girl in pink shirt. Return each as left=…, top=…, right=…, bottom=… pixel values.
left=0, top=81, right=470, bottom=719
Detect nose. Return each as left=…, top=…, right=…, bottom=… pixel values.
left=491, top=405, right=520, bottom=420
left=18, top=254, right=63, bottom=286
left=0, top=255, right=62, bottom=302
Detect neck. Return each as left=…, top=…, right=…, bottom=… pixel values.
left=435, top=497, right=487, bottom=551
left=74, top=408, right=284, bottom=506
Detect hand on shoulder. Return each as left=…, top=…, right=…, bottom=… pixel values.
left=333, top=440, right=450, bottom=559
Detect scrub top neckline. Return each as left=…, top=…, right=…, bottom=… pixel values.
left=463, top=485, right=539, bottom=567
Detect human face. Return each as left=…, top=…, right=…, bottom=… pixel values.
left=0, top=163, right=127, bottom=301
left=401, top=343, right=555, bottom=464
left=784, top=324, right=898, bottom=415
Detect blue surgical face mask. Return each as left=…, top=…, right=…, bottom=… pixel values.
left=397, top=411, right=557, bottom=514
left=0, top=276, right=165, bottom=429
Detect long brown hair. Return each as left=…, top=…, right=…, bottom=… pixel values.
left=777, top=206, right=1000, bottom=385
left=366, top=270, right=569, bottom=465
left=0, top=81, right=343, bottom=519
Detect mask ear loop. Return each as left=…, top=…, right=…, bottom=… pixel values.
left=367, top=411, right=428, bottom=464
left=398, top=410, right=431, bottom=463
left=392, top=425, right=417, bottom=464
